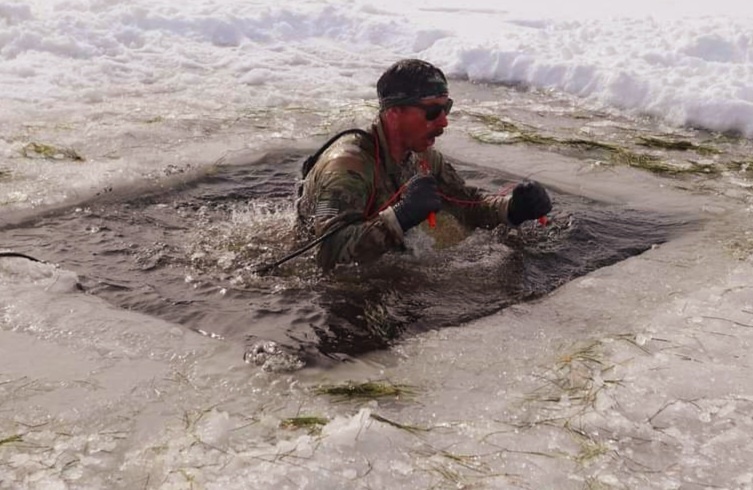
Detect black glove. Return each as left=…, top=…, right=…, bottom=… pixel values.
left=392, top=175, right=442, bottom=232
left=507, top=180, right=552, bottom=226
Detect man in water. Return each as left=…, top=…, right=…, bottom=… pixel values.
left=297, top=59, right=552, bottom=270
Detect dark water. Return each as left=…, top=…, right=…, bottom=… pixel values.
left=0, top=150, right=690, bottom=368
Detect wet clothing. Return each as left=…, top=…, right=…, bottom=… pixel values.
left=296, top=120, right=512, bottom=270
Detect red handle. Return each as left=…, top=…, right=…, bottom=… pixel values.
left=428, top=212, right=436, bottom=228
left=538, top=216, right=548, bottom=226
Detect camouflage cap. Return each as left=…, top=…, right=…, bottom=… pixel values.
left=377, top=59, right=449, bottom=110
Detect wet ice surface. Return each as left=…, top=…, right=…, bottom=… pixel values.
left=2, top=82, right=753, bottom=489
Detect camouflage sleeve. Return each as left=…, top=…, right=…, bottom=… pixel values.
left=424, top=150, right=512, bottom=229
left=310, top=157, right=404, bottom=270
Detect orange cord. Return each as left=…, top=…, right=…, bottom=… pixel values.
left=369, top=140, right=546, bottom=227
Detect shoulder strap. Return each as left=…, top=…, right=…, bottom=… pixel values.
left=300, top=128, right=372, bottom=179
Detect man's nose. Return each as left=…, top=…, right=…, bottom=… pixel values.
left=436, top=110, right=449, bottom=128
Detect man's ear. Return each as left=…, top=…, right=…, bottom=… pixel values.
left=381, top=107, right=403, bottom=126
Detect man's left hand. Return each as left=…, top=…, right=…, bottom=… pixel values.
left=507, top=181, right=552, bottom=226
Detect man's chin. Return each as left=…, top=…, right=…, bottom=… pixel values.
left=424, top=135, right=439, bottom=149
left=411, top=135, right=441, bottom=152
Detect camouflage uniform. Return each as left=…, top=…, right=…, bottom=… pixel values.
left=297, top=120, right=512, bottom=270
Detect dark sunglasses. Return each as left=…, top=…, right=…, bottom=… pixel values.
left=408, top=98, right=453, bottom=121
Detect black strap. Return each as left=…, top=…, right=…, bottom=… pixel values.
left=0, top=251, right=44, bottom=263
left=300, top=128, right=372, bottom=180
left=253, top=213, right=363, bottom=275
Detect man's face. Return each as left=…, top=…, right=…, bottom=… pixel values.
left=394, top=95, right=451, bottom=153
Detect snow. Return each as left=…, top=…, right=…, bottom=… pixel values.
left=1, top=0, right=752, bottom=134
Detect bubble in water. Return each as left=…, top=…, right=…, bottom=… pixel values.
left=244, top=340, right=305, bottom=372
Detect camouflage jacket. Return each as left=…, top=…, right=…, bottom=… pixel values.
left=296, top=120, right=512, bottom=270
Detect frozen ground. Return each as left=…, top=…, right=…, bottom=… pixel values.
left=2, top=79, right=753, bottom=488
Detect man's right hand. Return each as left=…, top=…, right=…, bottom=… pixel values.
left=392, top=175, right=442, bottom=232
left=507, top=181, right=552, bottom=226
